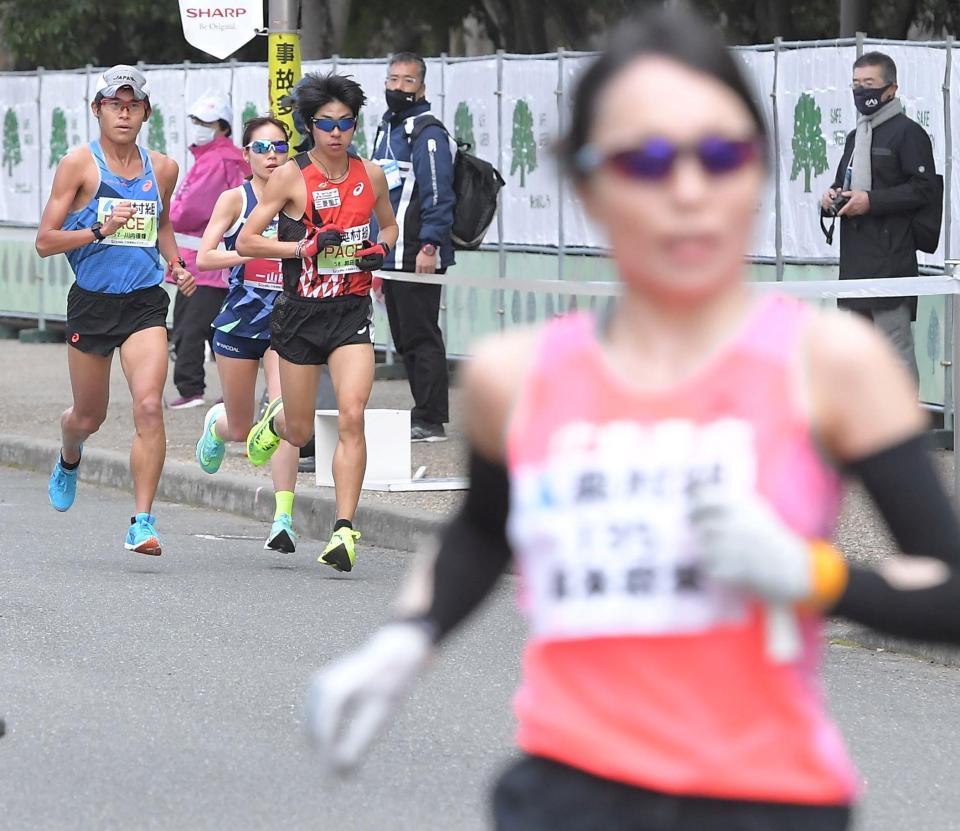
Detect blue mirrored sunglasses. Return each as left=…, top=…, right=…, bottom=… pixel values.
left=312, top=117, right=357, bottom=133
left=246, top=140, right=289, bottom=154
left=577, top=136, right=761, bottom=181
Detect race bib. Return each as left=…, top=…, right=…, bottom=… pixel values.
left=375, top=158, right=402, bottom=190
left=243, top=258, right=283, bottom=291
left=97, top=198, right=158, bottom=247
left=510, top=418, right=759, bottom=640
left=312, top=188, right=341, bottom=211
left=313, top=224, right=370, bottom=275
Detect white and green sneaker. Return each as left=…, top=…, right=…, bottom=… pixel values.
left=265, top=513, right=297, bottom=553
left=195, top=403, right=227, bottom=474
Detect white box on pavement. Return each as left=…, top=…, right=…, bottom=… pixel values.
left=313, top=409, right=411, bottom=488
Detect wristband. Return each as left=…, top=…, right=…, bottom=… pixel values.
left=805, top=541, right=849, bottom=609
left=177, top=257, right=186, bottom=269
left=295, top=238, right=307, bottom=259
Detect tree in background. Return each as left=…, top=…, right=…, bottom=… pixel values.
left=49, top=107, right=68, bottom=167
left=510, top=99, right=537, bottom=187
left=353, top=114, right=369, bottom=158
left=147, top=106, right=167, bottom=154
left=242, top=102, right=259, bottom=126
left=454, top=102, right=476, bottom=147
left=790, top=92, right=828, bottom=193
left=3, top=108, right=22, bottom=176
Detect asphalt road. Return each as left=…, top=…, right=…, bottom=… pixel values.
left=1, top=468, right=959, bottom=830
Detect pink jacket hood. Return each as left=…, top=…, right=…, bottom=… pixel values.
left=169, top=135, right=250, bottom=288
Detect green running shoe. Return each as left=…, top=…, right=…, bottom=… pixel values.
left=246, top=397, right=284, bottom=468
left=196, top=403, right=226, bottom=474
left=319, top=526, right=360, bottom=572
left=265, top=513, right=297, bottom=553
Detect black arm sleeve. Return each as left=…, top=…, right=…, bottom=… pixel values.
left=831, top=433, right=960, bottom=643
left=845, top=432, right=960, bottom=566
left=414, top=449, right=513, bottom=642
left=833, top=567, right=960, bottom=644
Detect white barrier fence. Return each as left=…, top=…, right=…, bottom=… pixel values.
left=0, top=35, right=957, bottom=265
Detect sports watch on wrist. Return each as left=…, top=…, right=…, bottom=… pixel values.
left=90, top=221, right=105, bottom=242
left=420, top=243, right=437, bottom=256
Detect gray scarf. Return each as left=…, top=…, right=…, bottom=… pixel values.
left=850, top=98, right=903, bottom=191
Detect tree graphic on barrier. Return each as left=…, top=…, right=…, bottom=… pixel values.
left=147, top=106, right=167, bottom=154
left=242, top=102, right=258, bottom=125
left=454, top=102, right=475, bottom=147
left=3, top=109, right=22, bottom=176
left=49, top=107, right=68, bottom=167
left=790, top=92, right=828, bottom=193
left=511, top=99, right=537, bottom=187
left=353, top=115, right=368, bottom=158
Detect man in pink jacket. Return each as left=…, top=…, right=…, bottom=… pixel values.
left=168, top=92, right=251, bottom=409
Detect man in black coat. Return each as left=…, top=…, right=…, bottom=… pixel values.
left=821, top=51, right=938, bottom=384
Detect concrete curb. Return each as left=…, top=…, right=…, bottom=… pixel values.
left=825, top=619, right=960, bottom=668
left=0, top=433, right=446, bottom=553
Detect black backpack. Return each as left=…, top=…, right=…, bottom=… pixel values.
left=912, top=173, right=944, bottom=254
left=404, top=115, right=505, bottom=250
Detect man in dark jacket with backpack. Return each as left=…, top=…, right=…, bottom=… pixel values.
left=821, top=51, right=939, bottom=384
left=371, top=52, right=455, bottom=442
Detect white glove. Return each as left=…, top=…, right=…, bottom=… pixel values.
left=689, top=486, right=813, bottom=604
left=689, top=486, right=812, bottom=663
left=305, top=622, right=433, bottom=772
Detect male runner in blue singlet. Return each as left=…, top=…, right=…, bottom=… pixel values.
left=35, top=65, right=195, bottom=555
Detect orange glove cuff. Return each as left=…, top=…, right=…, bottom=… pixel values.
left=806, top=541, right=849, bottom=610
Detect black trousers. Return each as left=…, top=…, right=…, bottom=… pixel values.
left=172, top=285, right=227, bottom=397
left=383, top=276, right=449, bottom=425
left=493, top=756, right=852, bottom=831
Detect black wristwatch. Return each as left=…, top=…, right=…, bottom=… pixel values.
left=90, top=221, right=105, bottom=242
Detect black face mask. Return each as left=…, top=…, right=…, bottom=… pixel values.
left=386, top=88, right=417, bottom=113
left=853, top=84, right=893, bottom=116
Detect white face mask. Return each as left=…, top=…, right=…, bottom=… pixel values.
left=188, top=122, right=217, bottom=147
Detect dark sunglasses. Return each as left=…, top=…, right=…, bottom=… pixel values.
left=312, top=117, right=357, bottom=133
left=577, top=136, right=761, bottom=181
left=246, top=140, right=289, bottom=154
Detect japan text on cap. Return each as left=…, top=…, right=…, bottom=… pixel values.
left=95, top=65, right=151, bottom=101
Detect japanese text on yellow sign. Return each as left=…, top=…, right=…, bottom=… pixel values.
left=268, top=32, right=303, bottom=154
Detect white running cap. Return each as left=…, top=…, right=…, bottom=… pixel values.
left=95, top=65, right=151, bottom=101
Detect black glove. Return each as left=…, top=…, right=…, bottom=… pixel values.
left=355, top=241, right=389, bottom=272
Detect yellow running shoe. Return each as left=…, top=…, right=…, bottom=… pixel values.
left=319, top=526, right=361, bottom=572
left=246, top=397, right=284, bottom=467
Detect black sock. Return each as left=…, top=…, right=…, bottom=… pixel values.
left=60, top=452, right=80, bottom=471
left=334, top=519, right=353, bottom=532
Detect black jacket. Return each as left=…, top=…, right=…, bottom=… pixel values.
left=828, top=111, right=937, bottom=316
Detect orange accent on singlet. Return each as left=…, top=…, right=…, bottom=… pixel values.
left=280, top=153, right=376, bottom=300
left=504, top=294, right=858, bottom=806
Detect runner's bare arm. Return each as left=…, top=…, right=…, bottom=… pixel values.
left=364, top=161, right=399, bottom=252
left=35, top=150, right=135, bottom=257
left=196, top=188, right=248, bottom=272
left=236, top=161, right=301, bottom=259
left=154, top=153, right=196, bottom=296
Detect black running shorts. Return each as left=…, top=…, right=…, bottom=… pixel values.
left=269, top=292, right=374, bottom=365
left=66, top=283, right=170, bottom=356
left=492, top=756, right=852, bottom=831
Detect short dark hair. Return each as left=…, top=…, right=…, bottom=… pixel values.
left=241, top=115, right=289, bottom=147
left=389, top=52, right=427, bottom=84
left=217, top=118, right=232, bottom=138
left=293, top=72, right=367, bottom=124
left=558, top=7, right=768, bottom=183
left=854, top=51, right=898, bottom=85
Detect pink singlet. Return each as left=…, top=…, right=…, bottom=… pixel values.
left=505, top=293, right=858, bottom=806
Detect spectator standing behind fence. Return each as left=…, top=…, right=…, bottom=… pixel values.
left=371, top=52, right=455, bottom=443
left=168, top=93, right=251, bottom=409
left=820, top=51, right=938, bottom=385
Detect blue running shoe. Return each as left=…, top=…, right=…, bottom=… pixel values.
left=48, top=445, right=82, bottom=512
left=264, top=513, right=297, bottom=553
left=196, top=403, right=227, bottom=474
left=125, top=513, right=162, bottom=556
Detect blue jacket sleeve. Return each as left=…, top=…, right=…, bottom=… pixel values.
left=411, top=125, right=456, bottom=246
